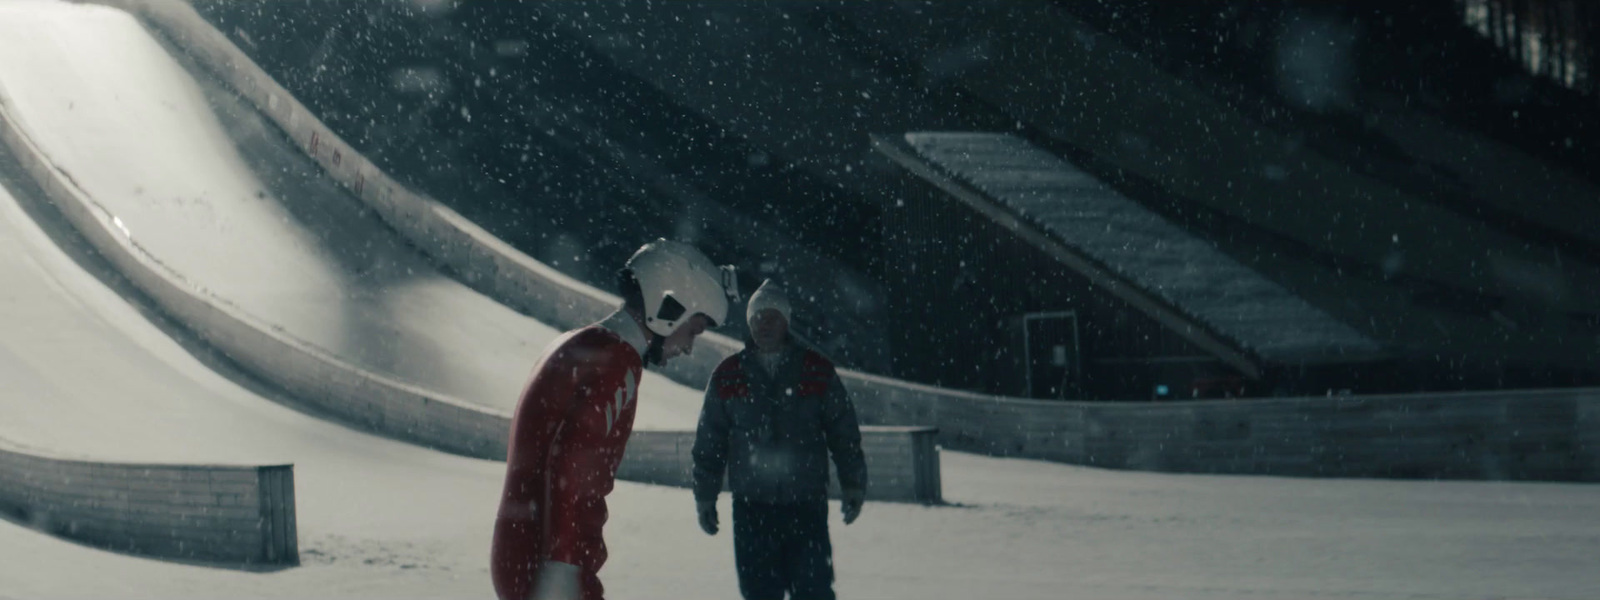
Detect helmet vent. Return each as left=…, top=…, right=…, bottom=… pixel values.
left=655, top=294, right=687, bottom=323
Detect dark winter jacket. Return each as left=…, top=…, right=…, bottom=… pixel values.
left=692, top=343, right=867, bottom=504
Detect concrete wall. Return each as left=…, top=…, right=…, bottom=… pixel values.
left=104, top=0, right=1600, bottom=484
left=623, top=427, right=942, bottom=504
left=834, top=367, right=1600, bottom=482
left=1581, top=399, right=1600, bottom=481
left=935, top=387, right=1600, bottom=482
left=0, top=437, right=296, bottom=565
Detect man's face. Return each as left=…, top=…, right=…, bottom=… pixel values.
left=660, top=314, right=712, bottom=362
left=749, top=308, right=788, bottom=352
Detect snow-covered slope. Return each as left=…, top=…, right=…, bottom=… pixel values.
left=0, top=108, right=507, bottom=594
left=0, top=0, right=704, bottom=430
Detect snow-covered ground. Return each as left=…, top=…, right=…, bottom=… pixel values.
left=0, top=1, right=1598, bottom=599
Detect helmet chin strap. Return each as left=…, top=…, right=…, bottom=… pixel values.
left=643, top=333, right=666, bottom=367
left=624, top=304, right=668, bottom=366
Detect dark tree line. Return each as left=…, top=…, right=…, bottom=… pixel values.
left=1464, top=0, right=1597, bottom=98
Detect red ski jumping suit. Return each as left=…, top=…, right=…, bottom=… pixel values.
left=492, top=311, right=645, bottom=600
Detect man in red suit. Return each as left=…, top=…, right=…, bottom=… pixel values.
left=493, top=239, right=739, bottom=600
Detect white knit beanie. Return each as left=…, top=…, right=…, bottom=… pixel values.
left=745, top=279, right=792, bottom=326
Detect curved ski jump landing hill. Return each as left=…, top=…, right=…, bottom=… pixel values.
left=0, top=0, right=706, bottom=430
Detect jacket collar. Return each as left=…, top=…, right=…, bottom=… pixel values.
left=742, top=342, right=799, bottom=378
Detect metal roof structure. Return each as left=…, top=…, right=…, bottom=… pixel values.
left=875, top=132, right=1383, bottom=378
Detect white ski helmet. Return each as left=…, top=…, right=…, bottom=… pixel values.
left=625, top=239, right=739, bottom=336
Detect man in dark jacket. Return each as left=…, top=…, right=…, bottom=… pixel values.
left=692, top=280, right=867, bottom=600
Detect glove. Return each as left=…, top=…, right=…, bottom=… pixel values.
left=696, top=500, right=719, bottom=535
left=841, top=489, right=865, bottom=525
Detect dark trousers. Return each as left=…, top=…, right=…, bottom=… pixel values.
left=733, top=498, right=835, bottom=600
